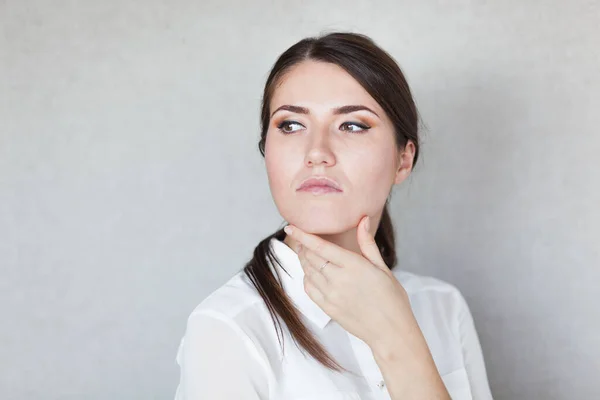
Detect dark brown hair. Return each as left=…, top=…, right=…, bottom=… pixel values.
left=243, top=31, right=421, bottom=372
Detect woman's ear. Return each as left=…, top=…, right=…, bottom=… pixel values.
left=394, top=142, right=415, bottom=184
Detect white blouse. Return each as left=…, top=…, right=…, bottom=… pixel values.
left=174, top=237, right=493, bottom=399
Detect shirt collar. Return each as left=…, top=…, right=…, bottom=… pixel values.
left=268, top=237, right=332, bottom=330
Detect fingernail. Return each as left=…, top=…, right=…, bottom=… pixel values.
left=297, top=244, right=302, bottom=253
left=284, top=225, right=293, bottom=235
left=364, top=216, right=370, bottom=232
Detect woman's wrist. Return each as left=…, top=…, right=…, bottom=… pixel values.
left=365, top=309, right=417, bottom=358
left=369, top=319, right=450, bottom=399
left=369, top=318, right=428, bottom=364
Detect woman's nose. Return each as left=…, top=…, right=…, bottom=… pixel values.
left=304, top=129, right=336, bottom=167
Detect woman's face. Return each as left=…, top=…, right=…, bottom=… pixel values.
left=265, top=60, right=411, bottom=234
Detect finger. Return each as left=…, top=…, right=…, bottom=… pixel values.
left=298, top=245, right=329, bottom=287
left=298, top=247, right=328, bottom=294
left=302, top=246, right=335, bottom=280
left=357, top=215, right=387, bottom=270
left=303, top=276, right=325, bottom=306
left=284, top=225, right=355, bottom=267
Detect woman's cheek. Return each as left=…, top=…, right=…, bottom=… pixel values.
left=356, top=157, right=393, bottom=204
left=265, top=158, right=297, bottom=215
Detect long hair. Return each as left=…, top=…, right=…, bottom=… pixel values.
left=243, top=31, right=421, bottom=372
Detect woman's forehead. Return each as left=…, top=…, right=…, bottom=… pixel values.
left=270, top=61, right=382, bottom=114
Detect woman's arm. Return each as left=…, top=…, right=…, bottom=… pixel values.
left=370, top=289, right=494, bottom=400
left=284, top=222, right=452, bottom=398
left=370, top=316, right=451, bottom=400
left=174, top=311, right=270, bottom=400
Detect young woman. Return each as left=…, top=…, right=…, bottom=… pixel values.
left=174, top=32, right=493, bottom=400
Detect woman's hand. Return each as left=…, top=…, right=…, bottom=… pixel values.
left=283, top=215, right=417, bottom=349
left=284, top=216, right=450, bottom=399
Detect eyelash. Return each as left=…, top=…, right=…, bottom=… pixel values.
left=276, top=120, right=371, bottom=135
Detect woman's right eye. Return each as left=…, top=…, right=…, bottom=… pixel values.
left=277, top=120, right=304, bottom=134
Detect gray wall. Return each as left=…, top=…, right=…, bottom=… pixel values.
left=1, top=1, right=599, bottom=399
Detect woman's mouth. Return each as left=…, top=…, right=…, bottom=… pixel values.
left=297, top=185, right=342, bottom=195
left=297, top=176, right=343, bottom=195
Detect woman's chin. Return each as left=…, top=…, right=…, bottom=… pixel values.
left=291, top=219, right=349, bottom=235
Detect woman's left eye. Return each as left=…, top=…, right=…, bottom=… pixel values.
left=340, top=122, right=370, bottom=133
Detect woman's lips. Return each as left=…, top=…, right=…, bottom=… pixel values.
left=297, top=185, right=342, bottom=195
left=296, top=176, right=343, bottom=194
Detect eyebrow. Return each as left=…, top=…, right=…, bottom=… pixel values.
left=270, top=104, right=380, bottom=119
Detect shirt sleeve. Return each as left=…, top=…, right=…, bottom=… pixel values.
left=456, top=291, right=494, bottom=400
left=174, top=311, right=270, bottom=400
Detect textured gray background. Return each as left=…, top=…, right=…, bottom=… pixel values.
left=1, top=1, right=599, bottom=399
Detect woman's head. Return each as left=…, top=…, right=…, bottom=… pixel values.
left=258, top=32, right=420, bottom=237
left=245, top=32, right=422, bottom=372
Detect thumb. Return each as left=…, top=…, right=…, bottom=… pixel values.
left=357, top=215, right=387, bottom=270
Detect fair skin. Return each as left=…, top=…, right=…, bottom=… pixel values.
left=264, top=60, right=450, bottom=399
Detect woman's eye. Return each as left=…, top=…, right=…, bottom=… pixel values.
left=277, top=120, right=304, bottom=134
left=276, top=120, right=370, bottom=134
left=340, top=122, right=370, bottom=133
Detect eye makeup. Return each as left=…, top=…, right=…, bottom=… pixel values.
left=275, top=120, right=371, bottom=135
